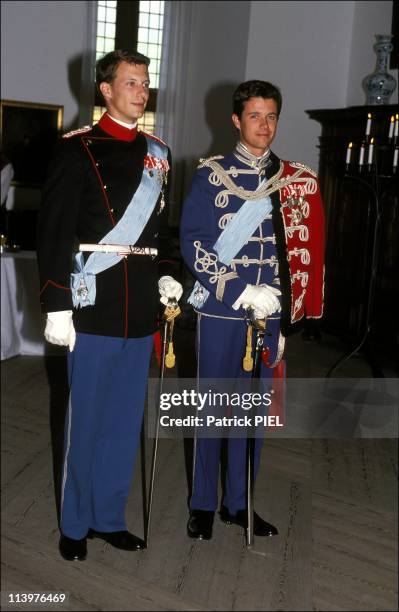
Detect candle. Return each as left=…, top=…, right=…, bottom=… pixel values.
left=365, top=113, right=372, bottom=137
left=395, top=114, right=399, bottom=138
left=367, top=138, right=374, bottom=165
left=389, top=115, right=395, bottom=139
left=345, top=142, right=353, bottom=165
left=394, top=146, right=398, bottom=169
left=359, top=143, right=365, bottom=166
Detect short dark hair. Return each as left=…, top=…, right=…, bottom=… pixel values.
left=95, top=49, right=150, bottom=94
left=232, top=80, right=282, bottom=117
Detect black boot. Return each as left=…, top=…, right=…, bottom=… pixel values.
left=187, top=509, right=214, bottom=540
left=59, top=535, right=87, bottom=561
left=87, top=529, right=145, bottom=550
left=219, top=505, right=278, bottom=536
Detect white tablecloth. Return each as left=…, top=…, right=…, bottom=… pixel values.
left=1, top=251, right=47, bottom=359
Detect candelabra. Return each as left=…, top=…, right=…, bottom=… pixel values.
left=326, top=137, right=397, bottom=378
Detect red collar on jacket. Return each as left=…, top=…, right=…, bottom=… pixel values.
left=98, top=113, right=138, bottom=142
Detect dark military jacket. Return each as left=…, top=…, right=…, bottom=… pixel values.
left=37, top=113, right=173, bottom=338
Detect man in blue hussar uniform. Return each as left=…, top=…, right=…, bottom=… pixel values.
left=180, top=80, right=325, bottom=540
left=37, top=50, right=183, bottom=561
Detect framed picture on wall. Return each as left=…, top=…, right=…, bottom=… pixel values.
left=0, top=100, right=63, bottom=187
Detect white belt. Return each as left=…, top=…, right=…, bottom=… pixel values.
left=79, top=244, right=158, bottom=257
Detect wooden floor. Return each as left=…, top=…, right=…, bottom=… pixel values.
left=1, top=331, right=397, bottom=611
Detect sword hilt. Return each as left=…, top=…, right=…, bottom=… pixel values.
left=245, top=307, right=272, bottom=336
left=163, top=298, right=181, bottom=322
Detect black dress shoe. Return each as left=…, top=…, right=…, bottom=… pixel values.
left=219, top=505, right=278, bottom=537
left=87, top=529, right=145, bottom=550
left=187, top=509, right=214, bottom=540
left=59, top=535, right=87, bottom=561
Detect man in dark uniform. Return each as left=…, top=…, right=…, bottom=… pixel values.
left=180, top=80, right=325, bottom=540
left=37, top=49, right=182, bottom=561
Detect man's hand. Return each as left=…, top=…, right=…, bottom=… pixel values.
left=158, top=276, right=183, bottom=306
left=233, top=284, right=281, bottom=318
left=44, top=310, right=76, bottom=352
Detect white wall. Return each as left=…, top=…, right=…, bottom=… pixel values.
left=179, top=1, right=251, bottom=163
left=245, top=1, right=356, bottom=170
left=171, top=0, right=251, bottom=217
left=1, top=0, right=90, bottom=130
left=347, top=0, right=397, bottom=105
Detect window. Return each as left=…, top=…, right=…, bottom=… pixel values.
left=96, top=0, right=117, bottom=59
left=93, top=0, right=165, bottom=133
left=137, top=1, right=164, bottom=89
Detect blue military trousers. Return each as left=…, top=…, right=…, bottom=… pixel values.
left=61, top=332, right=153, bottom=539
left=191, top=314, right=279, bottom=515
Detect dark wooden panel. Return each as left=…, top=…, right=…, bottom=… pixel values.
left=306, top=105, right=399, bottom=356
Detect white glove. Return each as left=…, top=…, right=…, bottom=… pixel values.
left=233, top=284, right=282, bottom=318
left=44, top=310, right=76, bottom=352
left=158, top=276, right=183, bottom=306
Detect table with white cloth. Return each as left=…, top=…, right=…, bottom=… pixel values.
left=1, top=250, right=60, bottom=360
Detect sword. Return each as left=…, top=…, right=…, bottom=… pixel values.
left=245, top=308, right=268, bottom=549
left=79, top=244, right=158, bottom=258
left=145, top=298, right=180, bottom=547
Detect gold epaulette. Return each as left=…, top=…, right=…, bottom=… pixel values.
left=62, top=125, right=92, bottom=139
left=289, top=161, right=318, bottom=177
left=197, top=155, right=224, bottom=168
left=141, top=130, right=168, bottom=147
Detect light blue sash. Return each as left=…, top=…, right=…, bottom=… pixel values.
left=214, top=194, right=272, bottom=265
left=71, top=135, right=167, bottom=308
left=188, top=193, right=272, bottom=309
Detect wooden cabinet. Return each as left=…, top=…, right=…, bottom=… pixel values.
left=306, top=105, right=398, bottom=357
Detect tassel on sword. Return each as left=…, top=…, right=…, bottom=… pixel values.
left=144, top=298, right=180, bottom=548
